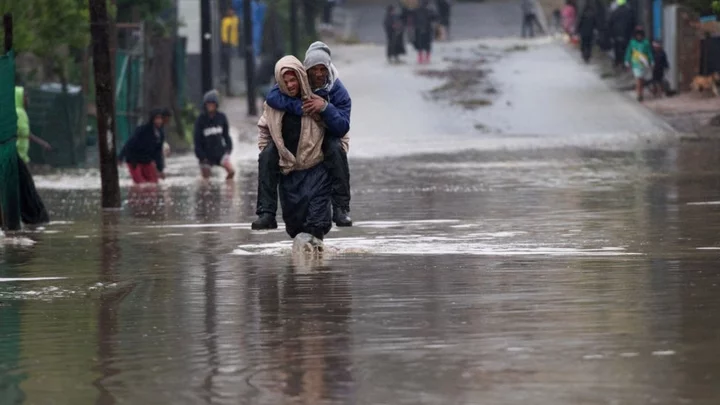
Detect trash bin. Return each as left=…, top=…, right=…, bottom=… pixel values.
left=26, top=83, right=86, bottom=167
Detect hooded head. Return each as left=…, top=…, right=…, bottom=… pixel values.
left=203, top=90, right=220, bottom=114
left=634, top=25, right=645, bottom=40
left=275, top=56, right=312, bottom=100
left=149, top=108, right=165, bottom=128
left=304, top=41, right=338, bottom=91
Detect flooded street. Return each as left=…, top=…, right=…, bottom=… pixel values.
left=4, top=7, right=720, bottom=405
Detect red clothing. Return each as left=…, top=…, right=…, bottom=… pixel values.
left=127, top=162, right=159, bottom=184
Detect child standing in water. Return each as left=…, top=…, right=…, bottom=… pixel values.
left=194, top=90, right=235, bottom=180
left=625, top=26, right=653, bottom=102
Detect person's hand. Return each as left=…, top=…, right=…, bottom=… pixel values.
left=303, top=96, right=327, bottom=115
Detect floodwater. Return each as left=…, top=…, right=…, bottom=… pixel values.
left=3, top=139, right=720, bottom=404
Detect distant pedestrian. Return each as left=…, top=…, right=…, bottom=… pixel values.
left=384, top=5, right=406, bottom=63
left=194, top=90, right=235, bottom=180
left=323, top=0, right=337, bottom=27
left=625, top=26, right=653, bottom=102
left=561, top=0, right=577, bottom=37
left=221, top=8, right=239, bottom=78
left=608, top=0, right=635, bottom=68
left=119, top=109, right=167, bottom=184
left=650, top=40, right=669, bottom=97
left=435, top=0, right=451, bottom=39
left=577, top=5, right=597, bottom=62
left=521, top=0, right=543, bottom=38
left=412, top=0, right=438, bottom=64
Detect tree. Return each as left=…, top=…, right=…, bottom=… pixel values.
left=0, top=0, right=90, bottom=87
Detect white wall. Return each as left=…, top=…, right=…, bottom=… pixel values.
left=178, top=0, right=201, bottom=54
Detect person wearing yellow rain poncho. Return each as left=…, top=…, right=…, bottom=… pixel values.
left=15, top=86, right=51, bottom=164
left=9, top=86, right=50, bottom=226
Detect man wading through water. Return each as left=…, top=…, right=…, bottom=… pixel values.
left=257, top=56, right=333, bottom=240
left=252, top=41, right=352, bottom=230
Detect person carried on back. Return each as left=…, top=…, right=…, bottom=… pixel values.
left=257, top=55, right=333, bottom=242
left=252, top=41, right=352, bottom=230
left=194, top=90, right=236, bottom=180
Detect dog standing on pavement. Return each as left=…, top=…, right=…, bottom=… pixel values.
left=690, top=72, right=720, bottom=97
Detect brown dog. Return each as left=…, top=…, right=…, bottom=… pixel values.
left=690, top=72, right=720, bottom=96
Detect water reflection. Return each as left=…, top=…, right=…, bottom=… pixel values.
left=257, top=266, right=354, bottom=404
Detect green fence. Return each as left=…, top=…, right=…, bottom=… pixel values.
left=0, top=50, right=19, bottom=230
left=26, top=84, right=85, bottom=168
left=116, top=49, right=143, bottom=148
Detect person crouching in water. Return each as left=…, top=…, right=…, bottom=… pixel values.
left=119, top=109, right=167, bottom=184
left=257, top=56, right=332, bottom=240
left=194, top=90, right=236, bottom=180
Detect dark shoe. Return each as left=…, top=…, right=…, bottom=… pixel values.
left=333, top=207, right=353, bottom=227
left=252, top=214, right=278, bottom=230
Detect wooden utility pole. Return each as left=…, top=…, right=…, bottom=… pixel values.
left=290, top=0, right=299, bottom=57
left=243, top=0, right=257, bottom=116
left=89, top=0, right=121, bottom=208
left=201, top=0, right=213, bottom=94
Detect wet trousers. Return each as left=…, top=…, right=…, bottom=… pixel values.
left=614, top=36, right=628, bottom=67
left=581, top=33, right=594, bottom=62
left=256, top=136, right=351, bottom=216
left=522, top=13, right=542, bottom=38
left=127, top=162, right=159, bottom=184
left=280, top=163, right=332, bottom=240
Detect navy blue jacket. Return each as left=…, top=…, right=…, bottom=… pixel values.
left=119, top=118, right=165, bottom=172
left=194, top=111, right=232, bottom=164
left=265, top=78, right=351, bottom=138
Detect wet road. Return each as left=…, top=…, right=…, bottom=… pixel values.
left=4, top=7, right=720, bottom=405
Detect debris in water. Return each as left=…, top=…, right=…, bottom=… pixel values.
left=652, top=350, right=676, bottom=356
left=454, top=98, right=492, bottom=110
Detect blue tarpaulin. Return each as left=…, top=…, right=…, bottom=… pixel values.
left=233, top=0, right=267, bottom=57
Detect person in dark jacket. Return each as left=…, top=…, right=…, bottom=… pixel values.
left=194, top=90, right=235, bottom=180
left=608, top=0, right=635, bottom=68
left=436, top=0, right=451, bottom=38
left=253, top=41, right=352, bottom=230
left=384, top=5, right=406, bottom=63
left=119, top=109, right=166, bottom=184
left=577, top=5, right=597, bottom=63
left=412, top=0, right=437, bottom=64
left=650, top=40, right=669, bottom=97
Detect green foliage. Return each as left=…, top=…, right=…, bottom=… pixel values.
left=116, top=0, right=170, bottom=22
left=674, top=0, right=715, bottom=14
left=263, top=0, right=315, bottom=58
left=0, top=0, right=89, bottom=58
left=712, top=0, right=720, bottom=14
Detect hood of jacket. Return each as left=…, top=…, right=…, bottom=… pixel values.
left=304, top=41, right=340, bottom=92
left=275, top=55, right=313, bottom=99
